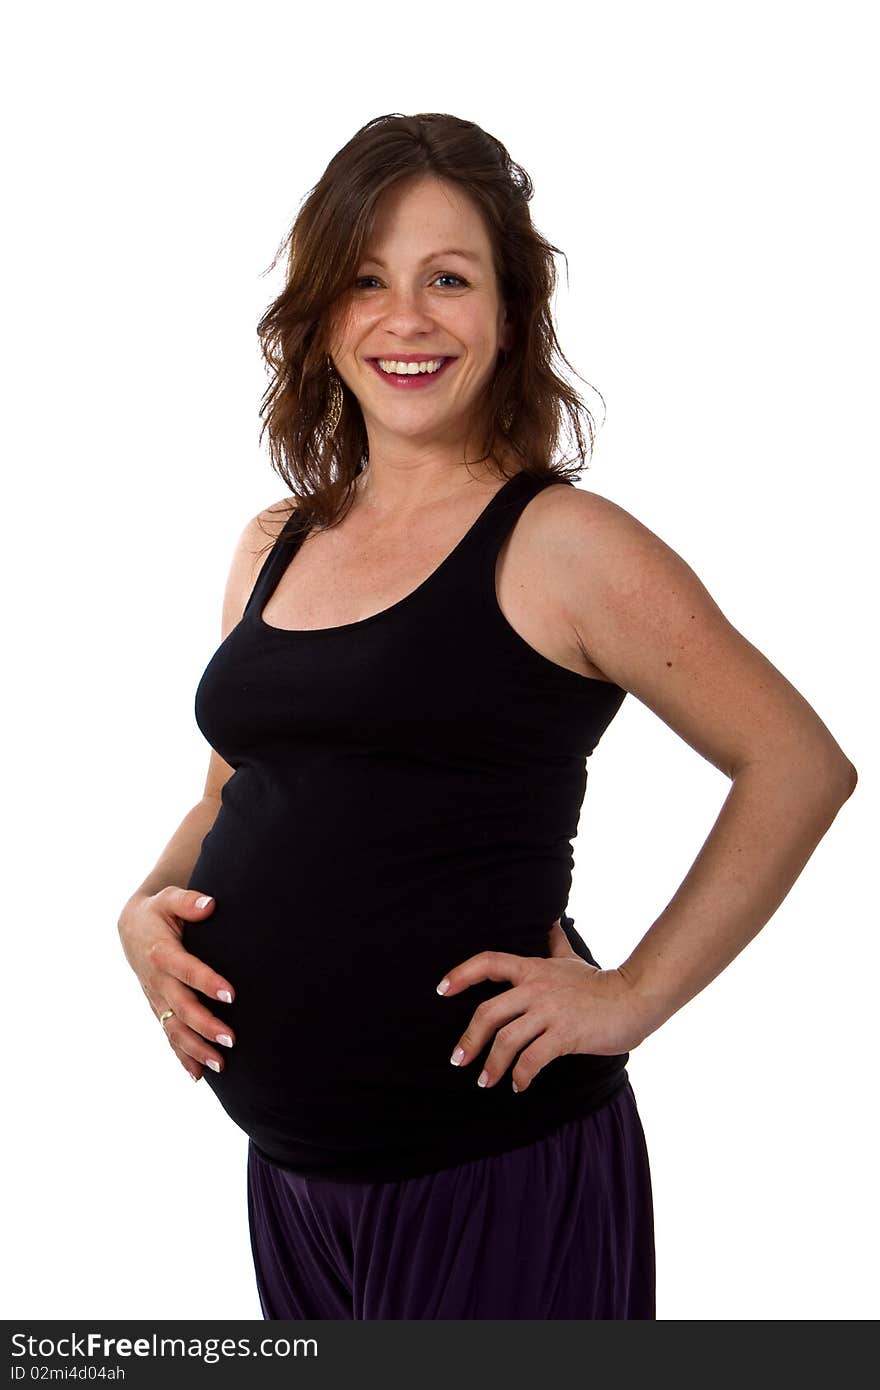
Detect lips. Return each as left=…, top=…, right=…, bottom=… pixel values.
left=366, top=357, right=457, bottom=389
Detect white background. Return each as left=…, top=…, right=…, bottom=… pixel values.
left=3, top=0, right=875, bottom=1321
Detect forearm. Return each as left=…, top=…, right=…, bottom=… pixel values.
left=118, top=795, right=222, bottom=925
left=618, top=753, right=857, bottom=1040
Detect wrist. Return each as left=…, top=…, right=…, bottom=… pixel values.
left=117, top=890, right=149, bottom=934
left=616, top=961, right=676, bottom=1043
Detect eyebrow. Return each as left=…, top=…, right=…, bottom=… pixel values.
left=359, top=248, right=482, bottom=267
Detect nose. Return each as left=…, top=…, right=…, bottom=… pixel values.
left=379, top=285, right=436, bottom=338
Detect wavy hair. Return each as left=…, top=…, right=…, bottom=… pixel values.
left=255, top=112, right=604, bottom=545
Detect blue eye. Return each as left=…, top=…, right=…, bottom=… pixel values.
left=353, top=273, right=468, bottom=290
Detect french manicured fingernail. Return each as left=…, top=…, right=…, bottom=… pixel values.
left=195, top=895, right=213, bottom=909
left=477, top=1070, right=489, bottom=1087
left=206, top=1059, right=221, bottom=1072
left=436, top=978, right=450, bottom=995
left=450, top=1046, right=465, bottom=1065
left=216, top=1034, right=234, bottom=1047
left=512, top=1081, right=519, bottom=1093
left=216, top=990, right=233, bottom=1003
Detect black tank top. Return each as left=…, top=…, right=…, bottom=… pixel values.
left=183, top=469, right=630, bottom=1181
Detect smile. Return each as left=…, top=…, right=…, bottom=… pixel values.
left=366, top=356, right=457, bottom=389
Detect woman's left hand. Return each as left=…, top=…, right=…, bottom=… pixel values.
left=436, top=920, right=651, bottom=1093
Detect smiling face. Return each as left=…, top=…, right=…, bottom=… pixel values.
left=328, top=174, right=513, bottom=455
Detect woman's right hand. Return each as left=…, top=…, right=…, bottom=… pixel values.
left=117, top=888, right=236, bottom=1082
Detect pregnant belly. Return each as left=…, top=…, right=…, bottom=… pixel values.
left=180, top=841, right=567, bottom=1138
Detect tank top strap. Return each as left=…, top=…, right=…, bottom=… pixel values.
left=242, top=505, right=307, bottom=619
left=457, top=468, right=564, bottom=603
left=477, top=467, right=559, bottom=544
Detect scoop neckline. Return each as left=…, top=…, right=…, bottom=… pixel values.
left=254, top=469, right=530, bottom=638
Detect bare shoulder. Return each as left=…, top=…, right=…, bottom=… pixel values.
left=222, top=495, right=297, bottom=634
left=254, top=494, right=299, bottom=541
left=530, top=482, right=724, bottom=660
left=515, top=480, right=678, bottom=617
left=517, top=481, right=694, bottom=674
left=524, top=479, right=659, bottom=553
left=242, top=494, right=298, bottom=563
left=523, top=482, right=852, bottom=782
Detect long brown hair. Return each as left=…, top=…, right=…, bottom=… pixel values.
left=255, top=112, right=604, bottom=545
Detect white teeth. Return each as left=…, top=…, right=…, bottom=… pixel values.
left=376, top=358, right=447, bottom=375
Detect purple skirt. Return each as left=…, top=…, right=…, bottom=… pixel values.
left=247, top=1077, right=655, bottom=1320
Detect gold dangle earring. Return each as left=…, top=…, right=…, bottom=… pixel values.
left=324, top=360, right=343, bottom=437
left=497, top=346, right=514, bottom=432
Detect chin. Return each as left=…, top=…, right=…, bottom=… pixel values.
left=367, top=406, right=466, bottom=433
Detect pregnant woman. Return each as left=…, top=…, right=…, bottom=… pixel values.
left=117, top=112, right=857, bottom=1320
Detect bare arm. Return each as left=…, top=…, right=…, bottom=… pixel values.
left=118, top=494, right=294, bottom=919
left=619, top=759, right=854, bottom=1037
left=118, top=495, right=295, bottom=1078
left=119, top=795, right=223, bottom=921
left=545, top=486, right=858, bottom=1039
